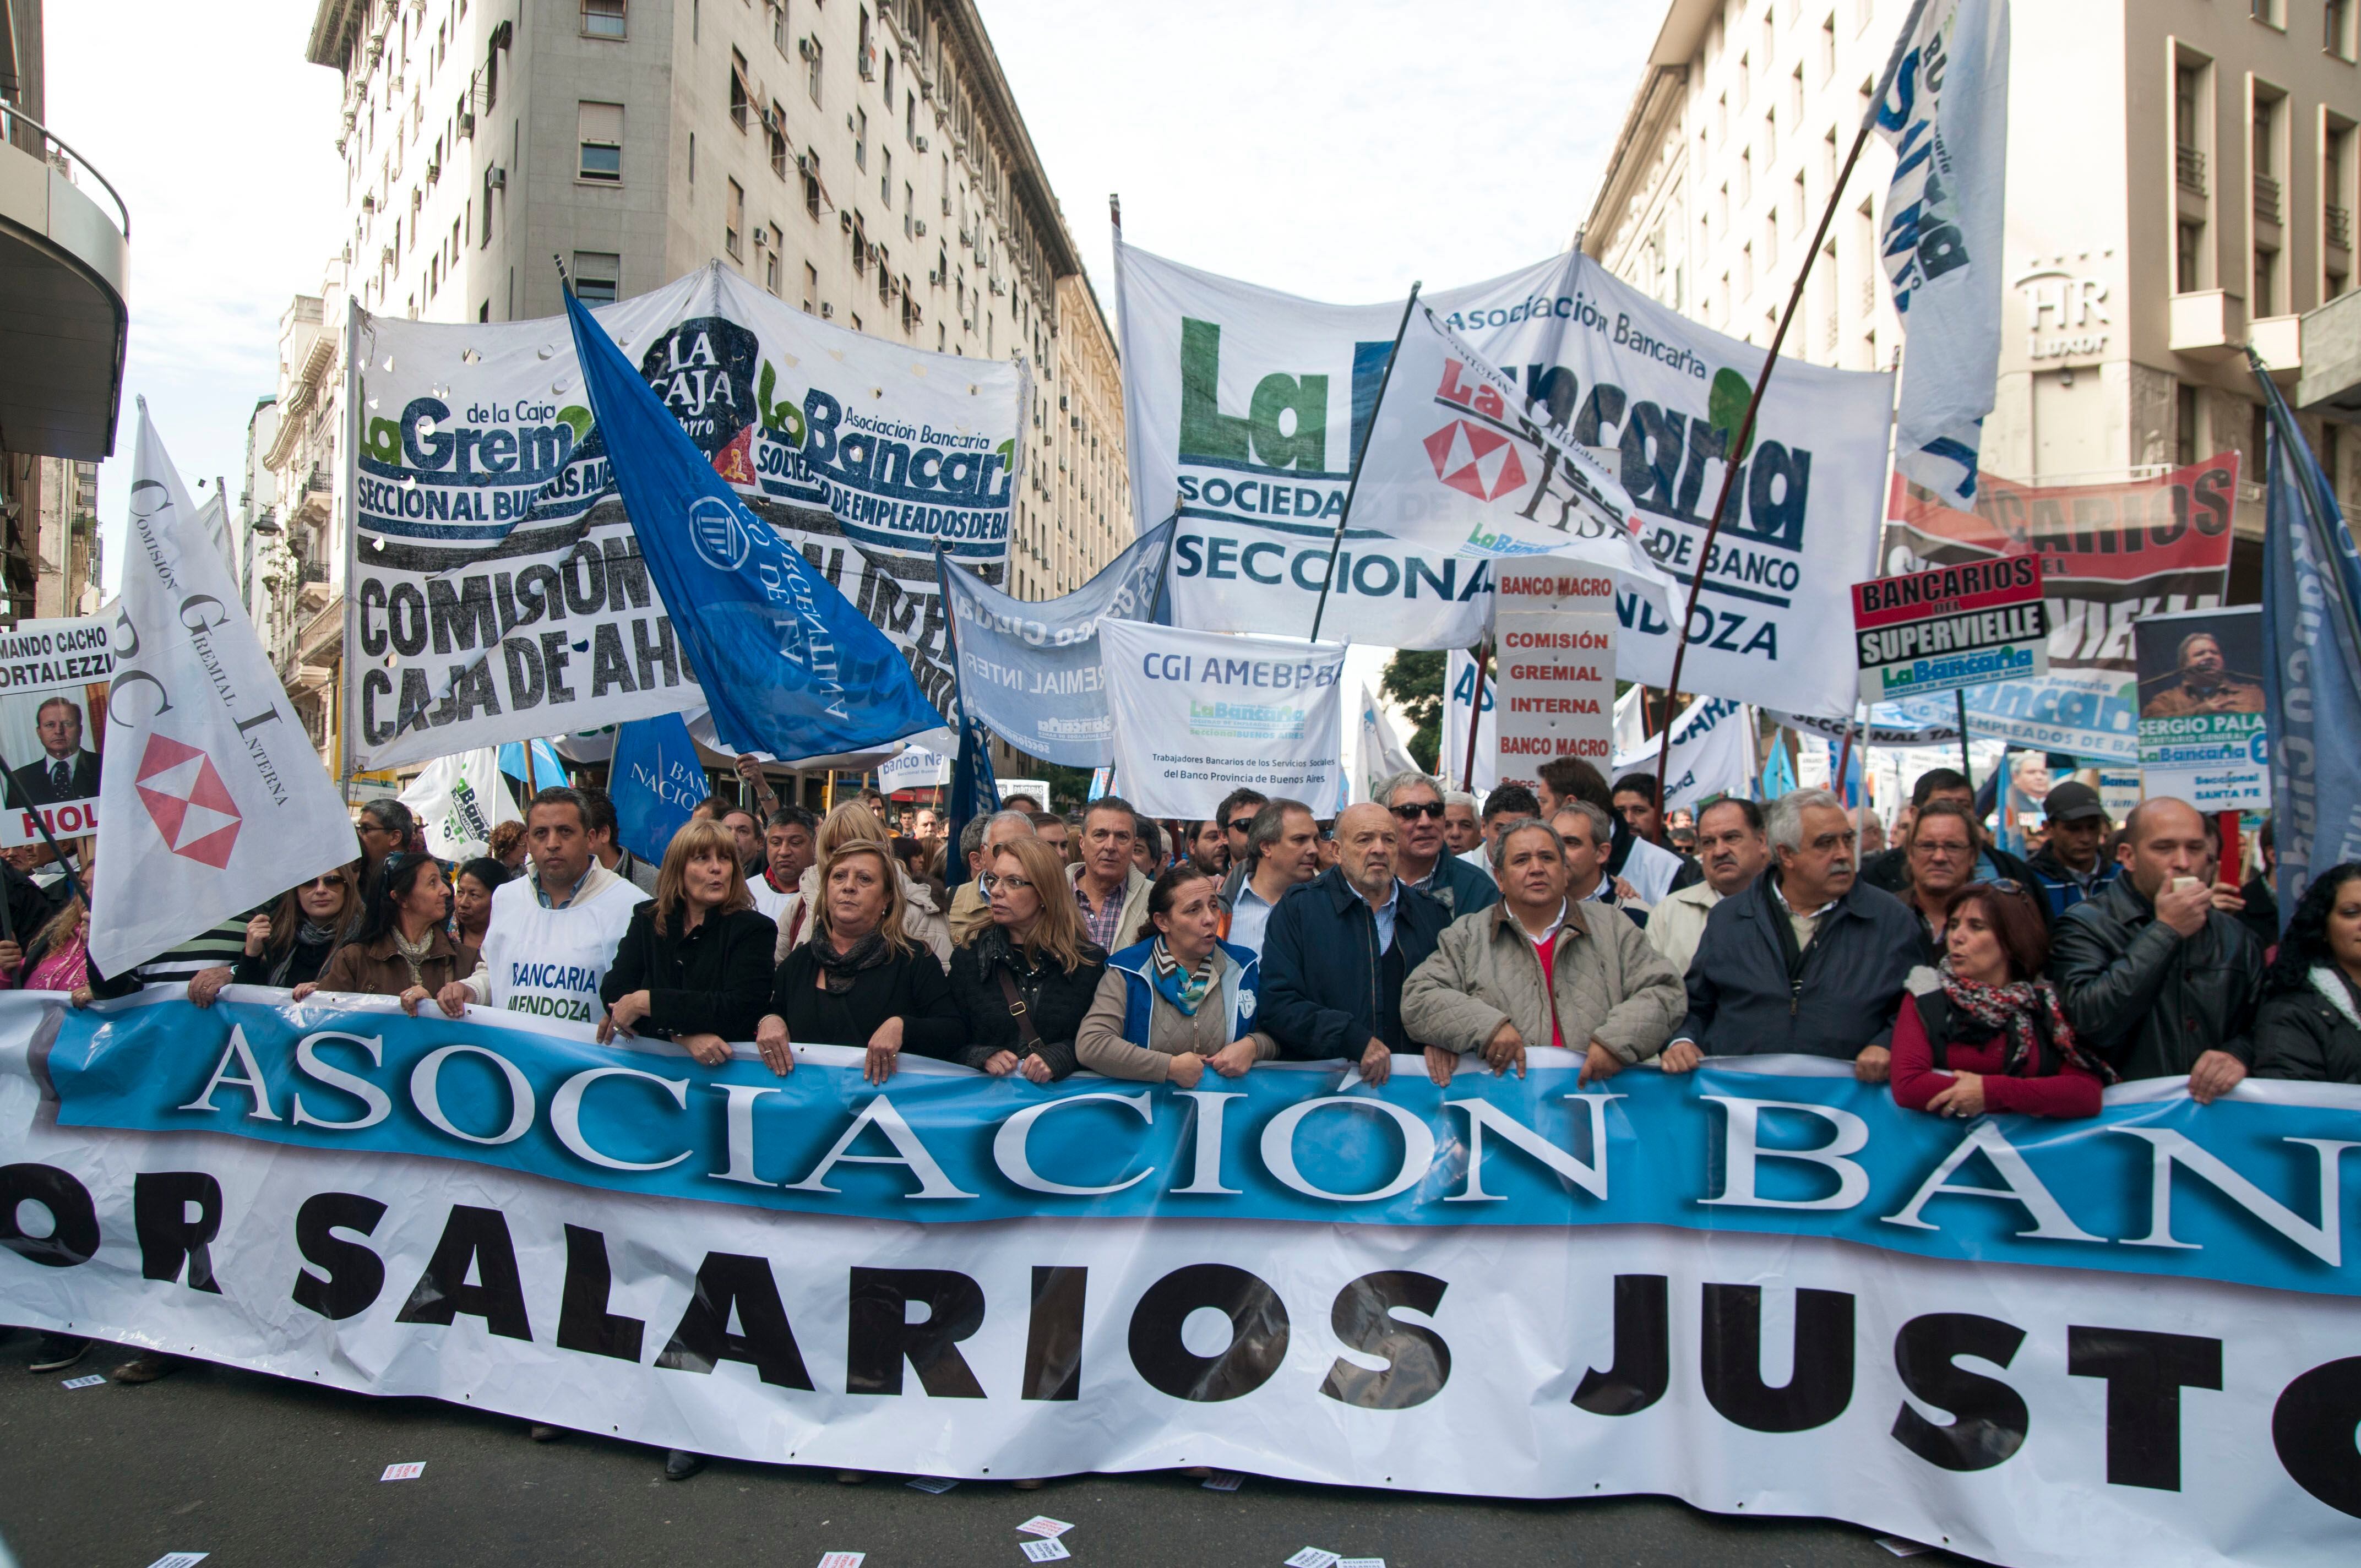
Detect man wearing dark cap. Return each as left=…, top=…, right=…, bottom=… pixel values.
left=2026, top=780, right=2118, bottom=919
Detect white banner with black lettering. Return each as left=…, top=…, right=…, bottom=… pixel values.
left=1097, top=619, right=1346, bottom=819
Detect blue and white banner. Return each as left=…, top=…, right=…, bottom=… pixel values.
left=1097, top=620, right=1347, bottom=819
left=1872, top=0, right=2011, bottom=502
left=937, top=522, right=1174, bottom=767
left=1614, top=696, right=1758, bottom=812
left=6, top=990, right=2360, bottom=1567
left=1441, top=649, right=1498, bottom=793
left=608, top=712, right=710, bottom=865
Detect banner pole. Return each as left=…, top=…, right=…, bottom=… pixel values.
left=1655, top=113, right=1879, bottom=803
left=1955, top=688, right=1974, bottom=781
left=1308, top=282, right=1422, bottom=644
left=0, top=745, right=89, bottom=912
left=1457, top=640, right=1489, bottom=794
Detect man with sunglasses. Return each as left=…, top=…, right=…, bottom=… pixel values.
left=1379, top=772, right=1498, bottom=919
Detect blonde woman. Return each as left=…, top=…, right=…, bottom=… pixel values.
left=7, top=858, right=95, bottom=998
left=222, top=863, right=365, bottom=992
left=771, top=800, right=952, bottom=968
left=598, top=821, right=777, bottom=1066
left=944, top=836, right=1106, bottom=1082
left=755, top=841, right=960, bottom=1084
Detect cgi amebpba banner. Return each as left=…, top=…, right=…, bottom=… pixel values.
left=347, top=264, right=1027, bottom=769
left=1118, top=240, right=1893, bottom=718
left=9, top=992, right=2361, bottom=1567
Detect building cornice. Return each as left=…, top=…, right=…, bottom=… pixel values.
left=306, top=0, right=367, bottom=71
left=933, top=0, right=1084, bottom=282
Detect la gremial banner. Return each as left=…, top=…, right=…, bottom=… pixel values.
left=344, top=264, right=1029, bottom=770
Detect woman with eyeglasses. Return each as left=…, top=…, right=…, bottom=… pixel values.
left=944, top=837, right=1106, bottom=1082
left=220, top=863, right=364, bottom=993
left=756, top=841, right=960, bottom=1084
left=451, top=856, right=510, bottom=952
left=597, top=821, right=777, bottom=1067
left=1076, top=864, right=1274, bottom=1086
left=1890, top=880, right=2112, bottom=1119
left=301, top=853, right=477, bottom=1012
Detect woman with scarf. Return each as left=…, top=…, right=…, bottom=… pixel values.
left=756, top=841, right=960, bottom=1084
left=1076, top=864, right=1274, bottom=1085
left=2252, top=862, right=2361, bottom=1082
left=1890, top=880, right=2113, bottom=1119
left=769, top=801, right=953, bottom=969
left=225, top=864, right=364, bottom=992
left=945, top=837, right=1105, bottom=1081
left=302, top=853, right=476, bottom=1010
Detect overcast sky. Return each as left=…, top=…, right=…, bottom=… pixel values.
left=56, top=1, right=1658, bottom=597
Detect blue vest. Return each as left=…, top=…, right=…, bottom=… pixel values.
left=1106, top=937, right=1263, bottom=1047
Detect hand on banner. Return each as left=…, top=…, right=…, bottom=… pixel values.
left=1579, top=1041, right=1624, bottom=1088
left=1422, top=1046, right=1459, bottom=1087
left=597, top=989, right=652, bottom=1043
left=397, top=985, right=432, bottom=1016
left=1018, top=1054, right=1054, bottom=1086
left=2157, top=878, right=2215, bottom=938
left=292, top=982, right=321, bottom=1001
left=678, top=1033, right=731, bottom=1068
left=864, top=1016, right=904, bottom=1084
left=755, top=1014, right=795, bottom=1076
left=67, top=985, right=90, bottom=1009
left=982, top=1050, right=1022, bottom=1076
left=186, top=966, right=233, bottom=1010
left=1925, top=1070, right=1987, bottom=1119
left=1165, top=1052, right=1205, bottom=1089
left=242, top=915, right=273, bottom=957
left=1358, top=1038, right=1395, bottom=1087
left=2189, top=1049, right=2249, bottom=1105
left=1208, top=1039, right=1259, bottom=1079
left=1659, top=1040, right=1701, bottom=1073
left=433, top=981, right=473, bottom=1019
left=1853, top=1044, right=1892, bottom=1085
left=1482, top=1021, right=1527, bottom=1079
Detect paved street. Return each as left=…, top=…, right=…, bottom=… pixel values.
left=0, top=1327, right=1951, bottom=1568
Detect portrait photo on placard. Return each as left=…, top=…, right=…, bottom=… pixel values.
left=2134, top=608, right=2266, bottom=719
left=0, top=683, right=105, bottom=810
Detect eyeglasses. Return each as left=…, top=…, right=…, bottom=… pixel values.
left=1390, top=801, right=1446, bottom=820
left=1977, top=878, right=2026, bottom=896
left=979, top=872, right=1033, bottom=895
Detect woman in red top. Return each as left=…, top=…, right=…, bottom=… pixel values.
left=1891, top=880, right=2114, bottom=1119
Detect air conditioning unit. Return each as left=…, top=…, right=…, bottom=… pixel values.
left=796, top=151, right=813, bottom=175
left=928, top=269, right=942, bottom=286
left=822, top=303, right=835, bottom=318
left=859, top=44, right=878, bottom=80
left=989, top=279, right=1004, bottom=297
left=915, top=135, right=929, bottom=153
left=458, top=111, right=475, bottom=138
left=425, top=159, right=440, bottom=183
left=962, top=318, right=974, bottom=331
left=489, top=167, right=507, bottom=188
left=840, top=210, right=855, bottom=232
left=941, top=195, right=951, bottom=216
left=1058, top=394, right=1069, bottom=410
left=915, top=220, right=927, bottom=237
left=361, top=193, right=377, bottom=213
left=799, top=35, right=818, bottom=61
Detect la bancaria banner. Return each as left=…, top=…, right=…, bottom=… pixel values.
left=1117, top=240, right=1894, bottom=716
left=1097, top=620, right=1346, bottom=819
left=10, top=998, right=2361, bottom=1567
left=345, top=264, right=1027, bottom=769
left=1880, top=454, right=2238, bottom=761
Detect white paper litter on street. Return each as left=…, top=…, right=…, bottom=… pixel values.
left=1020, top=1541, right=1072, bottom=1563
left=380, top=1462, right=425, bottom=1482
left=817, top=1555, right=866, bottom=1568
left=145, top=1556, right=209, bottom=1568
left=905, top=1477, right=959, bottom=1493
left=60, top=1374, right=104, bottom=1389
left=1016, top=1517, right=1073, bottom=1539
left=1202, top=1472, right=1244, bottom=1492
left=1875, top=1539, right=1935, bottom=1558
left=1285, top=1551, right=1342, bottom=1568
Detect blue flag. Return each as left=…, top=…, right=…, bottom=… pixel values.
left=2255, top=351, right=2361, bottom=925
left=1760, top=736, right=1798, bottom=801
left=608, top=712, right=710, bottom=865
left=498, top=738, right=570, bottom=793
left=941, top=711, right=1001, bottom=895
left=561, top=287, right=943, bottom=759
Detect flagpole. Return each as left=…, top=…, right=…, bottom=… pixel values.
left=1653, top=107, right=1881, bottom=804
left=1308, top=282, right=1422, bottom=644
left=1456, top=640, right=1489, bottom=793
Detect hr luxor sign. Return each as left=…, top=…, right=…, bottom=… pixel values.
left=1853, top=556, right=2048, bottom=705
left=1493, top=569, right=1615, bottom=778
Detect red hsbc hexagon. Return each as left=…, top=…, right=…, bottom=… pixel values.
left=134, top=733, right=243, bottom=869
left=1422, top=419, right=1529, bottom=502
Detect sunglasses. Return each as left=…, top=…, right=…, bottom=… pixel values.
left=1390, top=801, right=1446, bottom=820
left=1226, top=816, right=1258, bottom=834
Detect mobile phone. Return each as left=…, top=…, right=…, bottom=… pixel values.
left=2170, top=876, right=2201, bottom=894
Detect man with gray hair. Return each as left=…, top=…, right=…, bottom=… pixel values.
left=946, top=809, right=1040, bottom=944
left=1218, top=797, right=1323, bottom=957
left=1441, top=790, right=1483, bottom=856
left=1379, top=770, right=1499, bottom=919
left=1662, top=787, right=1922, bottom=1081
left=1551, top=802, right=1644, bottom=929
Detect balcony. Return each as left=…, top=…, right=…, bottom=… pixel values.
left=2254, top=173, right=2282, bottom=230
left=0, top=109, right=129, bottom=460
left=2294, top=289, right=2361, bottom=421
left=2329, top=204, right=2353, bottom=254
left=2247, top=313, right=2302, bottom=378
left=2175, top=144, right=2206, bottom=196
left=2168, top=288, right=2247, bottom=359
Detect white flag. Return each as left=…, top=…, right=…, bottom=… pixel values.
left=1612, top=684, right=1652, bottom=759
left=1355, top=684, right=1424, bottom=803
left=91, top=407, right=362, bottom=979
left=1873, top=0, right=2010, bottom=503
left=1614, top=696, right=1759, bottom=814
left=399, top=748, right=521, bottom=861
left=1441, top=649, right=1497, bottom=794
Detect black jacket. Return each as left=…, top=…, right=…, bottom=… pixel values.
left=2239, top=873, right=2280, bottom=953
left=2049, top=875, right=2265, bottom=1080
left=1677, top=871, right=1924, bottom=1060
left=232, top=932, right=341, bottom=989
left=2251, top=970, right=2361, bottom=1084
left=1259, top=866, right=1451, bottom=1058
left=944, top=926, right=1105, bottom=1079
left=770, top=939, right=963, bottom=1057
left=600, top=902, right=778, bottom=1042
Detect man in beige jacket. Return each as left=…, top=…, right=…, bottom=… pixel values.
left=1403, top=816, right=1687, bottom=1086
left=1646, top=797, right=1771, bottom=978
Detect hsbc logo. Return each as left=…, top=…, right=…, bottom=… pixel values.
left=134, top=733, right=242, bottom=869
left=1423, top=418, right=1528, bottom=502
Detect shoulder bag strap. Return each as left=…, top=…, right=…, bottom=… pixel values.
left=995, top=964, right=1045, bottom=1048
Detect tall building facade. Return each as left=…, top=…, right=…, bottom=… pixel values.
left=1582, top=0, right=2359, bottom=581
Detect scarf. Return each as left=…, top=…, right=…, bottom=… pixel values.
left=1938, top=961, right=2115, bottom=1083
left=1149, top=937, right=1217, bottom=1017
left=269, top=919, right=344, bottom=987
left=812, top=929, right=893, bottom=994
left=2309, top=966, right=2361, bottom=1032
left=390, top=924, right=438, bottom=989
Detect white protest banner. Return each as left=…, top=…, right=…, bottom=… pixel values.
left=91, top=409, right=362, bottom=978
left=996, top=779, right=1053, bottom=810
left=347, top=263, right=1027, bottom=769
left=1354, top=684, right=1422, bottom=803
left=1098, top=620, right=1345, bottom=819
left=1493, top=569, right=1617, bottom=779
left=397, top=748, right=521, bottom=862
left=14, top=990, right=2361, bottom=1568
left=1165, top=519, right=1494, bottom=649
left=1852, top=556, right=2048, bottom=705
left=0, top=616, right=113, bottom=846
left=1118, top=240, right=1892, bottom=716
left=1441, top=649, right=1497, bottom=793
left=2133, top=607, right=2270, bottom=813
left=880, top=745, right=953, bottom=792
left=1613, top=696, right=1759, bottom=812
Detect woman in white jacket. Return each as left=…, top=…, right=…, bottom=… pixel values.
left=771, top=801, right=952, bottom=969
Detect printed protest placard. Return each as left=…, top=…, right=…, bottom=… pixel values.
left=0, top=616, right=111, bottom=846
left=1098, top=620, right=1346, bottom=818
left=1852, top=557, right=2048, bottom=705
left=2134, top=606, right=2270, bottom=812
left=1492, top=568, right=1614, bottom=781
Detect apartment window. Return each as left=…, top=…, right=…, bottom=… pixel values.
left=859, top=7, right=874, bottom=75
left=1818, top=13, right=1836, bottom=81
left=1823, top=127, right=1838, bottom=189
left=1739, top=149, right=1752, bottom=203
left=2328, top=124, right=2354, bottom=295
left=884, top=52, right=895, bottom=104
left=807, top=39, right=823, bottom=105
left=731, top=50, right=751, bottom=131
left=1789, top=64, right=1804, bottom=119
left=765, top=232, right=782, bottom=295
left=726, top=178, right=746, bottom=259
left=2250, top=0, right=2283, bottom=29
left=770, top=106, right=788, bottom=178
left=2331, top=0, right=2357, bottom=60
left=855, top=108, right=868, bottom=170
left=2255, top=244, right=2279, bottom=314
left=1765, top=107, right=1777, bottom=161
left=881, top=145, right=892, bottom=208
left=574, top=252, right=621, bottom=304
left=1790, top=171, right=1807, bottom=233
left=2177, top=383, right=2200, bottom=466
left=2175, top=62, right=2207, bottom=192
left=852, top=216, right=867, bottom=278
left=2179, top=222, right=2206, bottom=291
left=803, top=262, right=818, bottom=314
left=1735, top=55, right=1750, bottom=110
left=578, top=101, right=623, bottom=182
left=582, top=0, right=626, bottom=39
left=775, top=3, right=790, bottom=56
left=1716, top=92, right=1728, bottom=142
left=906, top=91, right=917, bottom=144
left=481, top=166, right=497, bottom=245
left=804, top=159, right=822, bottom=220
left=1762, top=214, right=1777, bottom=270
left=904, top=182, right=915, bottom=238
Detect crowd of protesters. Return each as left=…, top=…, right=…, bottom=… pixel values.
left=8, top=747, right=2355, bottom=1485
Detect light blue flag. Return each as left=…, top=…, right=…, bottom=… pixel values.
left=498, top=739, right=570, bottom=792
left=609, top=713, right=710, bottom=865
left=2255, top=352, right=2361, bottom=924
left=1760, top=736, right=1799, bottom=801
left=562, top=287, right=944, bottom=759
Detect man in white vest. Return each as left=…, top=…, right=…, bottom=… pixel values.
left=436, top=787, right=640, bottom=1024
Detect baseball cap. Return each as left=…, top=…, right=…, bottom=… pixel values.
left=2043, top=781, right=2107, bottom=824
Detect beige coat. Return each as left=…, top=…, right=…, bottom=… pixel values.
left=1074, top=947, right=1278, bottom=1082
left=775, top=862, right=951, bottom=970
left=1644, top=880, right=1723, bottom=980
left=1402, top=899, right=1687, bottom=1065
left=1069, top=862, right=1154, bottom=952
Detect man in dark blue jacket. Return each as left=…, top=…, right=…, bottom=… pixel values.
left=1260, top=802, right=1451, bottom=1085
left=1662, top=788, right=1924, bottom=1082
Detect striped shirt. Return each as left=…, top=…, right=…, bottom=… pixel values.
left=132, top=916, right=254, bottom=987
